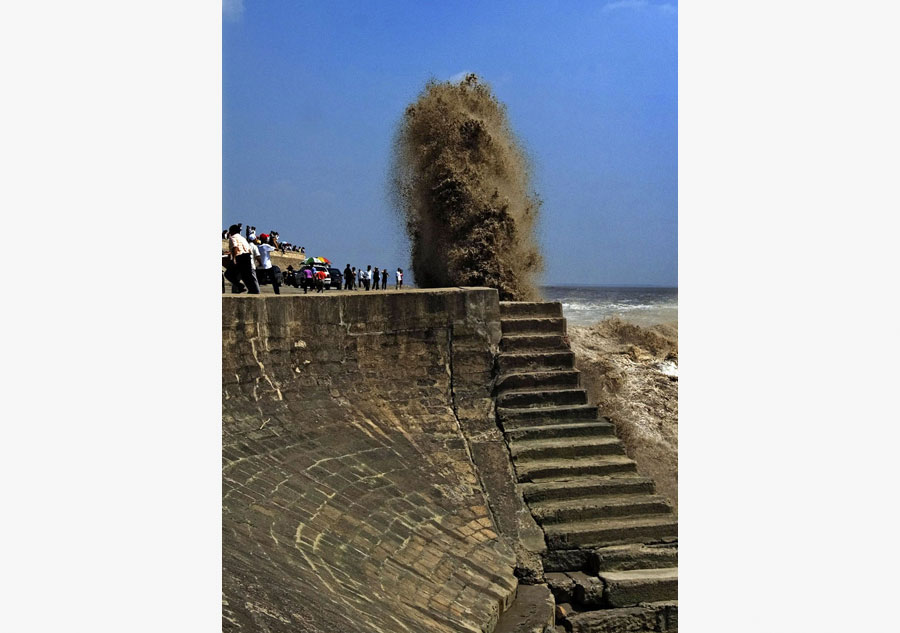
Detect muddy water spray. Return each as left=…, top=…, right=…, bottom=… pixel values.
left=391, top=75, right=543, bottom=300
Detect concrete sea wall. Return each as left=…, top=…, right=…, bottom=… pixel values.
left=222, top=289, right=531, bottom=633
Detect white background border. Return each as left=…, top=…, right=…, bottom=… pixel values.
left=3, top=1, right=898, bottom=630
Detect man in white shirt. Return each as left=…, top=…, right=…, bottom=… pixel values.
left=257, top=240, right=282, bottom=295
left=227, top=224, right=259, bottom=294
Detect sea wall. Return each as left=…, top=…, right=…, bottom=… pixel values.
left=222, top=289, right=535, bottom=633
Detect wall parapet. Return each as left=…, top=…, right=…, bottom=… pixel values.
left=223, top=289, right=536, bottom=633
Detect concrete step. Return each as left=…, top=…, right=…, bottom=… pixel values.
left=510, top=436, right=625, bottom=461
left=563, top=601, right=677, bottom=633
left=500, top=333, right=569, bottom=352
left=505, top=421, right=615, bottom=442
left=501, top=316, right=566, bottom=335
left=498, top=403, right=599, bottom=422
left=543, top=514, right=678, bottom=549
left=515, top=455, right=637, bottom=482
left=498, top=350, right=576, bottom=372
left=520, top=475, right=655, bottom=503
left=501, top=415, right=610, bottom=432
left=498, top=387, right=588, bottom=409
left=597, top=567, right=678, bottom=607
left=496, top=369, right=580, bottom=393
left=530, top=494, right=672, bottom=524
left=493, top=584, right=555, bottom=633
left=547, top=571, right=605, bottom=608
left=588, top=544, right=679, bottom=573
left=542, top=542, right=679, bottom=575
left=500, top=301, right=563, bottom=319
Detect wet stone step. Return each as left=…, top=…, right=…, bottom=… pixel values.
left=500, top=415, right=608, bottom=432
left=498, top=403, right=599, bottom=422
left=598, top=567, right=678, bottom=607
left=495, top=369, right=581, bottom=393
left=500, top=301, right=563, bottom=318
left=563, top=601, right=678, bottom=633
left=500, top=333, right=569, bottom=353
left=543, top=514, right=678, bottom=549
left=520, top=475, right=655, bottom=503
left=529, top=494, right=672, bottom=524
left=498, top=388, right=588, bottom=409
left=588, top=543, right=679, bottom=573
left=501, top=317, right=567, bottom=335
left=514, top=455, right=637, bottom=482
left=504, top=420, right=615, bottom=442
left=498, top=351, right=576, bottom=372
left=510, top=436, right=625, bottom=461
left=547, top=571, right=605, bottom=608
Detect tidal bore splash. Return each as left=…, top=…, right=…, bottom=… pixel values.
left=391, top=74, right=543, bottom=300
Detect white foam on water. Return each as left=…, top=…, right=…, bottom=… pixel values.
left=657, top=360, right=678, bottom=378
left=545, top=286, right=678, bottom=327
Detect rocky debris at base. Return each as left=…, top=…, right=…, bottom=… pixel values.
left=568, top=318, right=678, bottom=512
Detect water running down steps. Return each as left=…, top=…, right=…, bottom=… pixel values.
left=495, top=301, right=678, bottom=633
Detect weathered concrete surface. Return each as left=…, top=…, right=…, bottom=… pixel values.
left=493, top=585, right=555, bottom=633
left=223, top=289, right=536, bottom=633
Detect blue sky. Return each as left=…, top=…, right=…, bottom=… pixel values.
left=224, top=0, right=677, bottom=286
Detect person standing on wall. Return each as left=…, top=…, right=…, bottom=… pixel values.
left=381, top=268, right=388, bottom=290
left=344, top=264, right=353, bottom=290
left=396, top=268, right=403, bottom=290
left=373, top=266, right=380, bottom=290
left=364, top=265, right=372, bottom=291
left=257, top=238, right=282, bottom=295
left=302, top=265, right=313, bottom=294
left=228, top=224, right=259, bottom=294
left=222, top=252, right=244, bottom=293
left=248, top=239, right=261, bottom=286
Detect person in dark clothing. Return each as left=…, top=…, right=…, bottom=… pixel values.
left=373, top=267, right=380, bottom=290
left=344, top=264, right=353, bottom=290
left=222, top=254, right=245, bottom=293
left=284, top=265, right=298, bottom=288
left=381, top=268, right=388, bottom=290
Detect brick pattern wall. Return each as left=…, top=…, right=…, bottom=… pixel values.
left=223, top=290, right=518, bottom=633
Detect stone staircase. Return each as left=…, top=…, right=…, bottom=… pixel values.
left=496, top=301, right=678, bottom=633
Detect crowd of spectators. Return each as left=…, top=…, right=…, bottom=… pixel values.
left=341, top=264, right=403, bottom=291
left=222, top=223, right=287, bottom=294
left=221, top=224, right=306, bottom=255
left=223, top=222, right=405, bottom=294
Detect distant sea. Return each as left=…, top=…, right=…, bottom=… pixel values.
left=540, top=286, right=678, bottom=327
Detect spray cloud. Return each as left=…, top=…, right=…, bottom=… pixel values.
left=391, top=74, right=543, bottom=300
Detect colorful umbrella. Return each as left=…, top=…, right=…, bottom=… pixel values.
left=303, top=256, right=331, bottom=266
